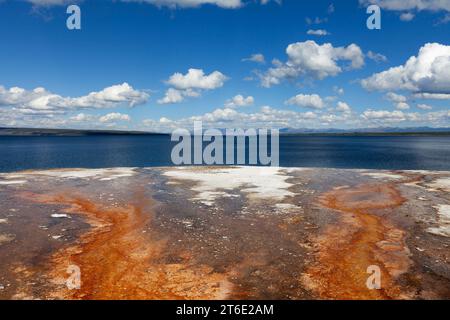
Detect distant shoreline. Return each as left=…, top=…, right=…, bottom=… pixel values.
left=280, top=131, right=450, bottom=137
left=1, top=127, right=450, bottom=137
left=0, top=127, right=167, bottom=137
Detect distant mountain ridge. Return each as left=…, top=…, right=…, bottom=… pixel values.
left=279, top=127, right=450, bottom=135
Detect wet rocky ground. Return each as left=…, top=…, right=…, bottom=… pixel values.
left=0, top=167, right=449, bottom=300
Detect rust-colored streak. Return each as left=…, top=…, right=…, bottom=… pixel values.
left=303, top=183, right=412, bottom=300
left=21, top=191, right=232, bottom=300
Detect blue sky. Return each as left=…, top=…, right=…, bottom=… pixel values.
left=0, top=0, right=449, bottom=132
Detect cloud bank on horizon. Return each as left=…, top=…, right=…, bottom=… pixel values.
left=0, top=0, right=449, bottom=131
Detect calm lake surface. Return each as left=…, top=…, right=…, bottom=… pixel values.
left=0, top=135, right=449, bottom=172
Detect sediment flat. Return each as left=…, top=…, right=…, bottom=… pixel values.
left=0, top=167, right=449, bottom=300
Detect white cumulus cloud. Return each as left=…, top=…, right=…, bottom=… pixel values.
left=367, top=50, right=388, bottom=63
left=400, top=12, right=415, bottom=21
left=362, top=43, right=450, bottom=98
left=259, top=40, right=364, bottom=87
left=414, top=92, right=450, bottom=100
left=362, top=109, right=408, bottom=122
left=285, top=94, right=325, bottom=109
left=0, top=83, right=149, bottom=114
left=224, top=95, right=254, bottom=108
left=242, top=53, right=266, bottom=64
left=336, top=101, right=352, bottom=113
left=396, top=102, right=411, bottom=110
left=417, top=103, right=433, bottom=110
left=385, top=92, right=407, bottom=103
left=166, top=68, right=228, bottom=90
left=70, top=113, right=95, bottom=122
left=159, top=68, right=228, bottom=104
left=99, top=112, right=131, bottom=123
left=158, top=88, right=184, bottom=104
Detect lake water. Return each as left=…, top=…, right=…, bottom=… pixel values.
left=0, top=135, right=449, bottom=172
